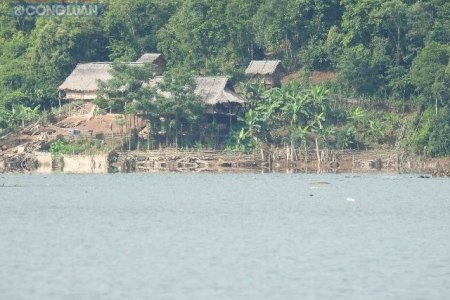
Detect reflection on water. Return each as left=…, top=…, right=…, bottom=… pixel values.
left=35, top=153, right=108, bottom=174
left=1, top=173, right=449, bottom=300
left=32, top=152, right=434, bottom=175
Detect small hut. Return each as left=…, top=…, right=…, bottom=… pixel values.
left=58, top=62, right=145, bottom=101
left=245, top=60, right=285, bottom=88
left=194, top=76, right=247, bottom=112
left=150, top=76, right=248, bottom=124
left=136, top=53, right=165, bottom=75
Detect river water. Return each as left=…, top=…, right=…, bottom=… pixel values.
left=1, top=173, right=449, bottom=300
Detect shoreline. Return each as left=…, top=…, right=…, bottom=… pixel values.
left=110, top=148, right=447, bottom=175
left=1, top=148, right=449, bottom=175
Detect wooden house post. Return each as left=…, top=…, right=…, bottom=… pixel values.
left=58, top=90, right=62, bottom=116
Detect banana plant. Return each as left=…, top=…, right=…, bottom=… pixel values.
left=7, top=106, right=20, bottom=128
left=239, top=81, right=266, bottom=104
left=367, top=119, right=386, bottom=143
left=256, top=87, right=284, bottom=139
left=349, top=107, right=367, bottom=129
left=281, top=93, right=312, bottom=127
left=0, top=108, right=11, bottom=132
left=20, top=105, right=40, bottom=128
left=258, top=88, right=283, bottom=121
left=235, top=128, right=248, bottom=151
left=338, top=124, right=356, bottom=149
left=309, top=85, right=330, bottom=115
left=235, top=109, right=262, bottom=152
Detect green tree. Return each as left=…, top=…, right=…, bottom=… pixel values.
left=155, top=69, right=206, bottom=147
left=412, top=106, right=450, bottom=157
left=368, top=0, right=408, bottom=65
left=157, top=0, right=229, bottom=72
left=427, top=0, right=450, bottom=44
left=96, top=62, right=156, bottom=150
left=27, top=18, right=108, bottom=108
left=405, top=1, right=435, bottom=59
left=102, top=0, right=178, bottom=61
left=336, top=45, right=383, bottom=96
left=410, top=42, right=450, bottom=105
left=224, top=0, right=260, bottom=62
left=340, top=0, right=383, bottom=47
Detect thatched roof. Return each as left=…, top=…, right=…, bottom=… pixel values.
left=58, top=62, right=144, bottom=92
left=136, top=53, right=163, bottom=63
left=245, top=60, right=284, bottom=75
left=59, top=63, right=247, bottom=105
left=195, top=76, right=247, bottom=105
left=150, top=76, right=247, bottom=105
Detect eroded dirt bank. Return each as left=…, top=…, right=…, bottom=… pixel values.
left=1, top=123, right=450, bottom=175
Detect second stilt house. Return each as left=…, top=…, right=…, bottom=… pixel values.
left=245, top=60, right=285, bottom=88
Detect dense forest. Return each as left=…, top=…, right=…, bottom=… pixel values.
left=1, top=0, right=450, bottom=155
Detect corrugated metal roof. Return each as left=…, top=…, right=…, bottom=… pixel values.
left=136, top=53, right=163, bottom=63
left=58, top=62, right=144, bottom=92
left=245, top=60, right=283, bottom=75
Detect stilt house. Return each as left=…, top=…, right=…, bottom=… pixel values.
left=245, top=60, right=285, bottom=88
left=58, top=62, right=144, bottom=101
left=136, top=53, right=165, bottom=75
left=150, top=76, right=248, bottom=123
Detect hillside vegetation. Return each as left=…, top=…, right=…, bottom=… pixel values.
left=1, top=0, right=450, bottom=156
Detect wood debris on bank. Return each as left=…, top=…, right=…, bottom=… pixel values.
left=2, top=127, right=450, bottom=174
left=0, top=139, right=47, bottom=173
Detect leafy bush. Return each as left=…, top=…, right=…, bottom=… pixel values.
left=337, top=124, right=356, bottom=149
left=48, top=136, right=105, bottom=155
left=49, top=137, right=73, bottom=155
left=412, top=107, right=450, bottom=157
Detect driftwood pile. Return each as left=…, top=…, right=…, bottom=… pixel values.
left=432, top=161, right=450, bottom=177
left=0, top=123, right=55, bottom=173
left=0, top=139, right=48, bottom=172
left=432, top=169, right=450, bottom=177
left=0, top=149, right=40, bottom=173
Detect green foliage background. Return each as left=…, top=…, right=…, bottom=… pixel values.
left=1, top=0, right=450, bottom=155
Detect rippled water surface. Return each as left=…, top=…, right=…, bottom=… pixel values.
left=1, top=173, right=449, bottom=300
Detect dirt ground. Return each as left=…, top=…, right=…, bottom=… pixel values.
left=60, top=113, right=126, bottom=135
left=0, top=104, right=135, bottom=156
left=281, top=71, right=336, bottom=85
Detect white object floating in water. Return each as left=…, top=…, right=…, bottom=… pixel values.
left=346, top=198, right=355, bottom=202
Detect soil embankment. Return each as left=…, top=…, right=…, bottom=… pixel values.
left=0, top=108, right=125, bottom=173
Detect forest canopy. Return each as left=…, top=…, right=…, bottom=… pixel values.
left=1, top=0, right=450, bottom=154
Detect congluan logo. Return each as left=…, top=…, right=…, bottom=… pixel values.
left=11, top=1, right=103, bottom=18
